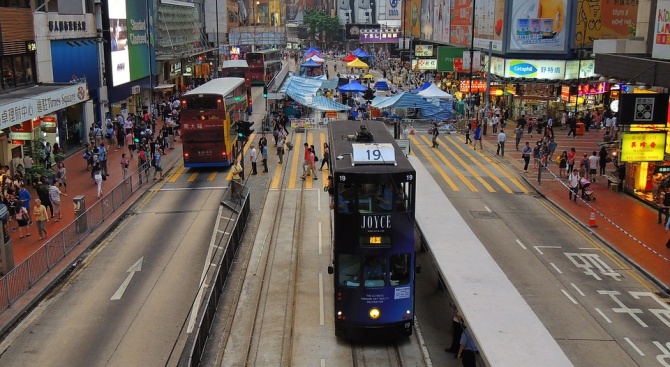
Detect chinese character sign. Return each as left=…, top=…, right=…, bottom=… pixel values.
left=620, top=133, right=667, bottom=162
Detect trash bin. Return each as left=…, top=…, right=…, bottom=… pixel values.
left=576, top=122, right=585, bottom=136
left=73, top=195, right=87, bottom=233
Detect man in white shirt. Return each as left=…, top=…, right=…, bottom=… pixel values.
left=496, top=130, right=507, bottom=157
left=546, top=116, right=554, bottom=139
left=491, top=114, right=499, bottom=134
left=249, top=145, right=258, bottom=175
left=588, top=151, right=599, bottom=182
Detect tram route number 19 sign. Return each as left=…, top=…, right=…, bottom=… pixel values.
left=618, top=93, right=669, bottom=125
left=352, top=143, right=396, bottom=165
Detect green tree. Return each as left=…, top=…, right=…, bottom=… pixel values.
left=303, top=10, right=342, bottom=46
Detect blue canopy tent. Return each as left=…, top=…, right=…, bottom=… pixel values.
left=409, top=81, right=432, bottom=93
left=419, top=100, right=455, bottom=120
left=352, top=48, right=370, bottom=58
left=300, top=59, right=322, bottom=68
left=338, top=80, right=368, bottom=92
left=373, top=79, right=389, bottom=91
left=370, top=91, right=436, bottom=110
left=303, top=47, right=320, bottom=57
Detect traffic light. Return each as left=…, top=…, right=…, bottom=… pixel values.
left=243, top=121, right=255, bottom=137
left=263, top=85, right=268, bottom=99
left=236, top=122, right=245, bottom=138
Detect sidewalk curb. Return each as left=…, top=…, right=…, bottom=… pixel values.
left=478, top=137, right=670, bottom=293
left=0, top=148, right=184, bottom=337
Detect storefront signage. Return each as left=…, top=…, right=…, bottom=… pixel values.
left=504, top=59, right=565, bottom=79
left=489, top=56, right=505, bottom=77
left=0, top=83, right=88, bottom=130
left=414, top=45, right=433, bottom=57
left=25, top=41, right=36, bottom=53
left=653, top=0, right=670, bottom=60
left=436, top=47, right=466, bottom=72
left=411, top=59, right=437, bottom=70
left=462, top=51, right=481, bottom=71
left=35, top=14, right=97, bottom=40
left=620, top=133, right=667, bottom=162
left=8, top=132, right=31, bottom=140
left=509, top=0, right=569, bottom=53
left=564, top=59, right=597, bottom=80
left=49, top=20, right=88, bottom=32
left=655, top=166, right=670, bottom=174
left=578, top=82, right=608, bottom=96
left=619, top=93, right=669, bottom=125
left=460, top=80, right=487, bottom=93
left=359, top=29, right=402, bottom=43
left=170, top=62, right=181, bottom=75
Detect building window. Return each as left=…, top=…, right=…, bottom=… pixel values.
left=0, top=0, right=30, bottom=8
left=85, top=0, right=94, bottom=13
left=1, top=54, right=35, bottom=90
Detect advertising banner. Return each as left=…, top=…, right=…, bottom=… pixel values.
left=504, top=59, right=565, bottom=79
left=450, top=0, right=472, bottom=46
left=564, top=59, right=596, bottom=80
left=653, top=0, right=670, bottom=60
left=436, top=46, right=466, bottom=72
left=620, top=133, right=667, bottom=162
left=359, top=28, right=401, bottom=43
left=420, top=0, right=432, bottom=40
left=490, top=56, right=505, bottom=77
left=619, top=94, right=670, bottom=125
left=462, top=51, right=482, bottom=70
left=411, top=59, right=437, bottom=70
left=415, top=44, right=434, bottom=57
left=473, top=0, right=505, bottom=51
left=403, top=0, right=422, bottom=37
left=377, top=0, right=402, bottom=22
left=345, top=23, right=380, bottom=39
left=433, top=0, right=450, bottom=43
left=107, top=0, right=152, bottom=87
left=574, top=0, right=637, bottom=47
left=508, top=0, right=569, bottom=53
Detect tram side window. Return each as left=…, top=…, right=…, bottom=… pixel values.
left=364, top=256, right=386, bottom=287
left=390, top=254, right=410, bottom=286
left=396, top=182, right=413, bottom=212
left=337, top=184, right=356, bottom=214
left=338, top=254, right=361, bottom=287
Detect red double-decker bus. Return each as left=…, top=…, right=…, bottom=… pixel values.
left=220, top=59, right=251, bottom=89
left=179, top=78, right=249, bottom=167
left=246, top=49, right=282, bottom=86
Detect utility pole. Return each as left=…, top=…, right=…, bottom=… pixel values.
left=215, top=0, right=220, bottom=76
left=468, top=0, right=477, bottom=125
left=484, top=41, right=492, bottom=136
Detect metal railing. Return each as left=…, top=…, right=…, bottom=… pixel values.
left=0, top=162, right=153, bottom=311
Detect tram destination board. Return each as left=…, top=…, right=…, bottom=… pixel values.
left=352, top=143, right=396, bottom=165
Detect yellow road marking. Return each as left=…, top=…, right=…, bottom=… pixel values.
left=188, top=172, right=198, bottom=182
left=271, top=158, right=282, bottom=189
left=288, top=134, right=302, bottom=189
left=207, top=171, right=217, bottom=181
left=443, top=135, right=514, bottom=193
left=306, top=133, right=314, bottom=189
left=419, top=135, right=478, bottom=192
left=320, top=132, right=328, bottom=189
left=409, top=135, right=459, bottom=191
left=168, top=165, right=185, bottom=183
left=433, top=136, right=496, bottom=192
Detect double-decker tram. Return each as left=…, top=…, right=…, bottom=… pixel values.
left=327, top=121, right=417, bottom=340
left=220, top=59, right=251, bottom=89
left=179, top=77, right=249, bottom=167
left=246, top=49, right=282, bottom=86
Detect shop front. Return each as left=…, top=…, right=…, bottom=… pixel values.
left=0, top=82, right=89, bottom=167
left=619, top=132, right=670, bottom=204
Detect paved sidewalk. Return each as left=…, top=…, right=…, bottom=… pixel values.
left=480, top=124, right=670, bottom=291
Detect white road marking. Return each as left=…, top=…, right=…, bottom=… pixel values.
left=318, top=222, right=323, bottom=255
left=578, top=247, right=598, bottom=250
left=550, top=262, right=563, bottom=274
left=210, top=245, right=222, bottom=249
left=414, top=315, right=434, bottom=367
left=219, top=216, right=232, bottom=220
left=159, top=186, right=228, bottom=191
left=533, top=245, right=561, bottom=255
left=561, top=289, right=578, bottom=304
left=515, top=239, right=527, bottom=250
left=595, top=308, right=612, bottom=323
left=216, top=230, right=230, bottom=235
left=110, top=257, right=144, bottom=301
left=317, top=185, right=322, bottom=211
left=320, top=359, right=326, bottom=367
left=626, top=338, right=645, bottom=356
left=570, top=283, right=585, bottom=297
left=188, top=205, right=225, bottom=333
left=484, top=206, right=492, bottom=212
left=319, top=273, right=325, bottom=326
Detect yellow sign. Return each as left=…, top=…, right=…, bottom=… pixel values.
left=620, top=133, right=667, bottom=162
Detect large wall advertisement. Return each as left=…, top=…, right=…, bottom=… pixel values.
left=402, top=0, right=421, bottom=37
left=653, top=0, right=670, bottom=60
left=573, top=0, right=637, bottom=47
left=473, top=0, right=505, bottom=51
left=419, top=0, right=449, bottom=42
left=449, top=0, right=472, bottom=47
left=106, top=0, right=152, bottom=87
left=508, top=0, right=569, bottom=53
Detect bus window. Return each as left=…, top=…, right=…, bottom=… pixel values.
left=338, top=254, right=360, bottom=287
left=337, top=184, right=356, bottom=214
left=373, top=183, right=393, bottom=212
left=364, top=256, right=386, bottom=287
left=390, top=254, right=410, bottom=286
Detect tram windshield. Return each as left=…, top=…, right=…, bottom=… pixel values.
left=338, top=254, right=410, bottom=288
left=390, top=254, right=410, bottom=286
left=337, top=182, right=412, bottom=214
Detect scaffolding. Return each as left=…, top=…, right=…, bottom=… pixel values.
left=156, top=1, right=212, bottom=61
left=228, top=26, right=286, bottom=46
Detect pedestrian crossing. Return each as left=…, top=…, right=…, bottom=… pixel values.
left=162, top=130, right=530, bottom=194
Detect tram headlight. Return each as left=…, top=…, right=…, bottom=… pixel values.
left=369, top=307, right=381, bottom=320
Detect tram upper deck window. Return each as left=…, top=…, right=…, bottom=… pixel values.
left=337, top=182, right=411, bottom=214
left=364, top=256, right=386, bottom=287
left=338, top=254, right=361, bottom=287
left=390, top=254, right=410, bottom=286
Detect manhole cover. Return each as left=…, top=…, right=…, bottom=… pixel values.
left=470, top=211, right=499, bottom=219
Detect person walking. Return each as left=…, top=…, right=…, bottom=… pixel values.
left=588, top=151, right=599, bottom=183
left=153, top=149, right=163, bottom=180
left=431, top=123, right=439, bottom=148
left=546, top=115, right=554, bottom=139
left=302, top=143, right=310, bottom=176
left=491, top=113, right=499, bottom=134
left=599, top=146, right=608, bottom=175
left=18, top=183, right=32, bottom=224
left=261, top=143, right=268, bottom=173
left=567, top=147, right=576, bottom=173
left=56, top=161, right=67, bottom=192
left=249, top=145, right=258, bottom=175
left=92, top=155, right=104, bottom=198
left=496, top=130, right=506, bottom=156
left=464, top=124, right=472, bottom=144
left=569, top=169, right=579, bottom=203
left=120, top=153, right=130, bottom=180
left=514, top=125, right=523, bottom=150
left=301, top=147, right=317, bottom=180
left=48, top=182, right=67, bottom=221
left=277, top=135, right=285, bottom=164
left=320, top=142, right=330, bottom=171
left=230, top=158, right=243, bottom=200
left=558, top=151, right=568, bottom=178
left=473, top=124, right=482, bottom=150
left=458, top=325, right=478, bottom=367
left=521, top=142, right=532, bottom=172
left=125, top=131, right=135, bottom=158
left=33, top=198, right=49, bottom=240
left=98, top=143, right=109, bottom=176
left=14, top=201, right=30, bottom=238
left=567, top=114, right=577, bottom=137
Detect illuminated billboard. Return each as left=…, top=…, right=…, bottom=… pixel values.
left=473, top=0, right=505, bottom=51
left=573, top=0, right=637, bottom=47
left=508, top=0, right=569, bottom=53
left=106, top=0, right=152, bottom=87
left=449, top=0, right=472, bottom=46
left=620, top=133, right=667, bottom=162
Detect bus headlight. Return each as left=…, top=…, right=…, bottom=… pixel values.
left=369, top=307, right=381, bottom=320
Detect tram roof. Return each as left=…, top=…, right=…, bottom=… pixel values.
left=222, top=60, right=249, bottom=69
left=182, top=77, right=245, bottom=97
left=328, top=120, right=414, bottom=174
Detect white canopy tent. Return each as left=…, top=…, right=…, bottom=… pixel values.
left=417, top=83, right=453, bottom=99
left=308, top=55, right=326, bottom=62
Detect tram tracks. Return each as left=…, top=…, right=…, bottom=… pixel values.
left=351, top=342, right=405, bottom=367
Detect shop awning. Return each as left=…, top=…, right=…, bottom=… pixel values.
left=0, top=82, right=89, bottom=131
left=154, top=84, right=175, bottom=90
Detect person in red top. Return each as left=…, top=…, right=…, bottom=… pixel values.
left=567, top=147, right=576, bottom=174
left=302, top=143, right=310, bottom=177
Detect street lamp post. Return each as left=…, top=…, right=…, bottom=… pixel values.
left=468, top=0, right=477, bottom=126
